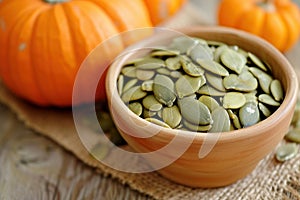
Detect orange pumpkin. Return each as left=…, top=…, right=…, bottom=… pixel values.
left=218, top=0, right=300, bottom=52
left=0, top=0, right=153, bottom=106
left=144, top=0, right=187, bottom=25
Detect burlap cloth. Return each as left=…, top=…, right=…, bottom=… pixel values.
left=1, top=3, right=300, bottom=200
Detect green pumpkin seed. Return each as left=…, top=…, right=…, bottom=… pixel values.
left=169, top=36, right=198, bottom=54
left=121, top=66, right=136, bottom=77
left=249, top=67, right=273, bottom=94
left=248, top=52, right=267, bottom=71
left=121, top=86, right=147, bottom=103
left=143, top=109, right=157, bottom=118
left=239, top=102, right=260, bottom=127
left=275, top=143, right=298, bottom=162
left=214, top=45, right=228, bottom=63
left=136, top=69, right=155, bottom=80
left=145, top=118, right=171, bottom=128
left=157, top=67, right=171, bottom=76
left=223, top=71, right=258, bottom=92
left=220, top=48, right=247, bottom=74
left=178, top=97, right=212, bottom=125
left=141, top=80, right=153, bottom=92
left=244, top=92, right=258, bottom=104
left=270, top=79, right=284, bottom=102
left=285, top=128, right=300, bottom=143
left=198, top=95, right=220, bottom=112
left=153, top=74, right=176, bottom=107
left=170, top=71, right=183, bottom=79
left=188, top=43, right=214, bottom=62
left=151, top=49, right=180, bottom=57
left=227, top=109, right=241, bottom=129
left=142, top=95, right=163, bottom=111
left=162, top=106, right=182, bottom=128
left=183, top=120, right=212, bottom=132
left=258, top=94, right=280, bottom=106
left=181, top=56, right=205, bottom=77
left=223, top=92, right=246, bottom=109
left=129, top=102, right=143, bottom=116
left=165, top=56, right=182, bottom=70
left=196, top=59, right=229, bottom=76
left=258, top=102, right=271, bottom=117
left=209, top=106, right=231, bottom=133
left=135, top=57, right=165, bottom=70
left=206, top=73, right=226, bottom=92
left=123, top=79, right=138, bottom=93
left=175, top=75, right=205, bottom=98
left=197, top=85, right=226, bottom=96
left=117, top=74, right=124, bottom=95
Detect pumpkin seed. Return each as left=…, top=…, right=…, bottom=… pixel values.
left=223, top=92, right=246, bottom=109
left=121, top=66, right=136, bottom=77
left=239, top=102, right=260, bottom=127
left=175, top=75, right=205, bottom=98
left=248, top=67, right=273, bottom=94
left=244, top=92, right=258, bottom=104
left=196, top=59, right=229, bottom=76
left=145, top=117, right=171, bottom=128
left=129, top=102, right=143, bottom=116
left=143, top=109, right=157, bottom=118
left=117, top=74, right=124, bottom=95
left=270, top=79, right=284, bottom=102
left=123, top=79, right=138, bottom=93
left=153, top=74, right=176, bottom=107
left=220, top=48, right=247, bottom=74
left=214, top=45, right=228, bottom=63
left=165, top=56, right=182, bottom=70
left=275, top=143, right=298, bottom=162
left=198, top=95, right=220, bottom=112
left=197, top=85, right=226, bottom=96
left=181, top=56, right=205, bottom=77
left=258, top=102, right=271, bottom=117
left=209, top=106, right=231, bottom=133
left=285, top=128, right=300, bottom=143
left=136, top=69, right=155, bottom=80
left=223, top=70, right=258, bottom=92
left=248, top=52, right=267, bottom=71
left=258, top=94, right=280, bottom=106
left=205, top=73, right=226, bottom=92
left=188, top=43, right=214, bottom=62
left=157, top=67, right=171, bottom=76
left=162, top=106, right=182, bottom=128
left=151, top=49, right=180, bottom=57
left=135, top=57, right=165, bottom=69
left=142, top=95, right=163, bottom=111
left=178, top=97, right=212, bottom=125
left=141, top=80, right=153, bottom=92
left=169, top=36, right=198, bottom=54
left=227, top=109, right=241, bottom=129
left=183, top=120, right=212, bottom=132
left=170, top=71, right=183, bottom=79
left=121, top=86, right=147, bottom=103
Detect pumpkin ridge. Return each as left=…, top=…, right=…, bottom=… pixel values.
left=8, top=4, right=51, bottom=105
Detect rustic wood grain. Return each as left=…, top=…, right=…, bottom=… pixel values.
left=0, top=104, right=153, bottom=200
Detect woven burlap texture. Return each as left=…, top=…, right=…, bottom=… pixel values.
left=1, top=3, right=300, bottom=199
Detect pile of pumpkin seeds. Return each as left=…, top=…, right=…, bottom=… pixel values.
left=117, top=36, right=284, bottom=133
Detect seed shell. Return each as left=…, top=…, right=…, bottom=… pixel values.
left=275, top=143, right=298, bottom=162
left=153, top=74, right=176, bottom=107
left=258, top=94, right=280, bottom=106
left=209, top=106, right=231, bottom=133
left=196, top=59, right=229, bottom=76
left=129, top=102, right=143, bottom=116
left=285, top=128, right=300, bottom=143
left=142, top=95, right=163, bottom=111
left=175, top=75, right=205, bottom=98
left=220, top=48, right=247, bottom=74
left=223, top=92, right=246, bottom=109
left=162, top=106, right=182, bottom=128
left=270, top=79, right=284, bottom=102
left=239, top=102, right=260, bottom=127
left=121, top=86, right=147, bottom=103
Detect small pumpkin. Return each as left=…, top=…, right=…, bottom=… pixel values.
left=144, top=0, right=187, bottom=25
left=218, top=0, right=300, bottom=52
left=0, top=0, right=154, bottom=106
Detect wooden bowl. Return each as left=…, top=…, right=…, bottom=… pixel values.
left=105, top=26, right=298, bottom=187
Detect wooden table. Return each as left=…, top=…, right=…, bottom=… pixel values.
left=1, top=1, right=300, bottom=199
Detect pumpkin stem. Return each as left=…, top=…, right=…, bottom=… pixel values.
left=258, top=0, right=276, bottom=12
left=44, top=0, right=69, bottom=3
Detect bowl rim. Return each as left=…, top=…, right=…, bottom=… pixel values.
left=106, top=26, right=299, bottom=143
